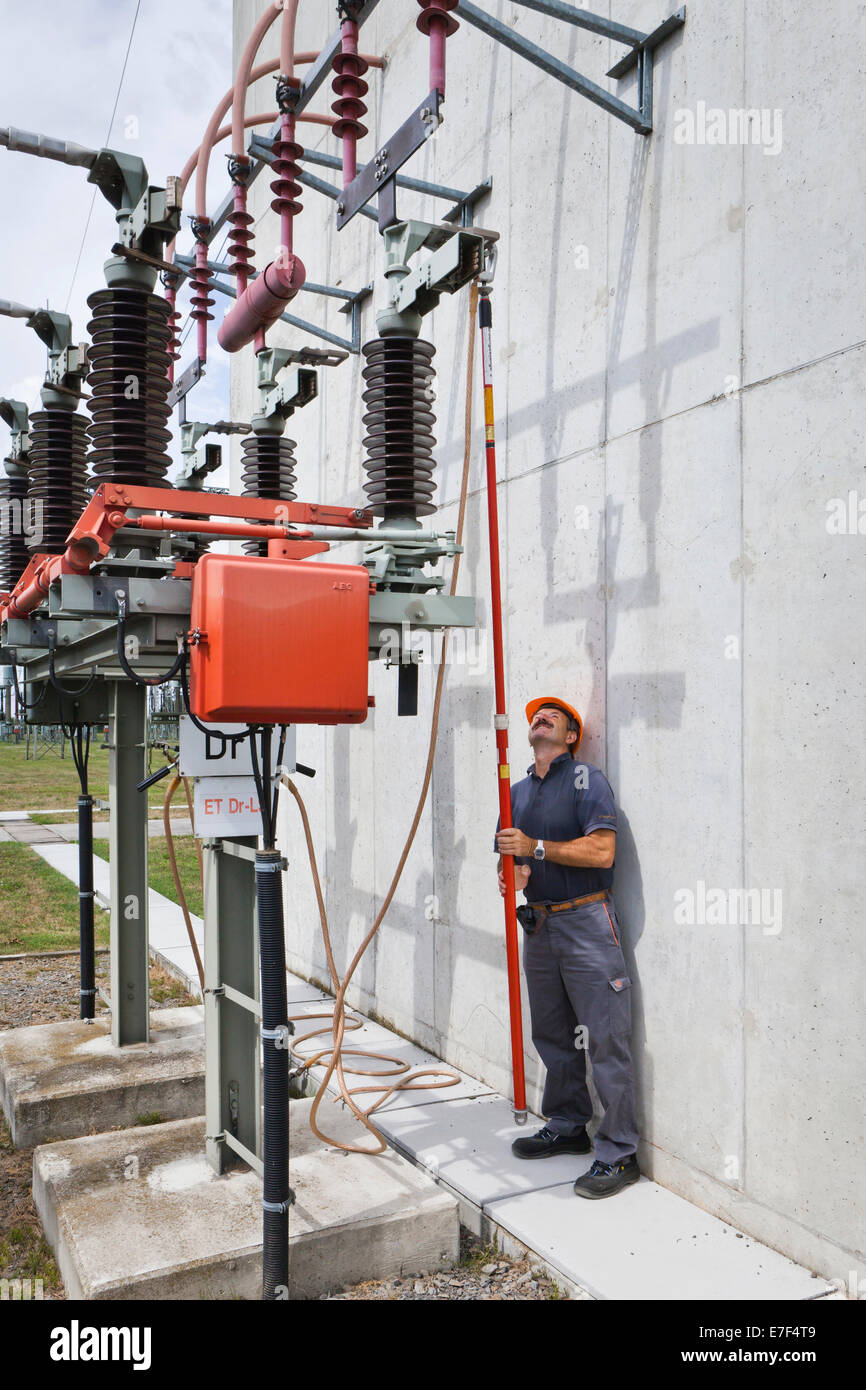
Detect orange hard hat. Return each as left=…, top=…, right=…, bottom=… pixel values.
left=525, top=697, right=583, bottom=751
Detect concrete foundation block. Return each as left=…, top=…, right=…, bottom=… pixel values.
left=33, top=1103, right=459, bottom=1300
left=0, top=1007, right=205, bottom=1147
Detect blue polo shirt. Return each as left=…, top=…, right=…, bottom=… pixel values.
left=495, top=753, right=617, bottom=903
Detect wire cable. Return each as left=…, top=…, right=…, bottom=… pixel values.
left=179, top=649, right=249, bottom=747
left=48, top=644, right=98, bottom=698
left=163, top=773, right=205, bottom=992
left=283, top=280, right=480, bottom=1153
left=115, top=596, right=186, bottom=686
left=11, top=665, right=49, bottom=712
left=64, top=0, right=143, bottom=313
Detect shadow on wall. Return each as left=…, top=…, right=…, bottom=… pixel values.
left=532, top=58, right=692, bottom=1153
left=305, top=40, right=708, bottom=1123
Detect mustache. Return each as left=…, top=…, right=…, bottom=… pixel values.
left=531, top=719, right=553, bottom=730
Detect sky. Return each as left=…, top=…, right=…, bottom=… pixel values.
left=0, top=0, right=234, bottom=481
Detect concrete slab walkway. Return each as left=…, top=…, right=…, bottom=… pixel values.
left=0, top=812, right=193, bottom=842
left=24, top=836, right=838, bottom=1301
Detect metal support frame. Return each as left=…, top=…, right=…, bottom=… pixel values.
left=203, top=836, right=261, bottom=1176
left=109, top=680, right=149, bottom=1046
left=337, top=90, right=443, bottom=232
left=456, top=1, right=685, bottom=134
left=252, top=134, right=491, bottom=234
left=206, top=0, right=384, bottom=244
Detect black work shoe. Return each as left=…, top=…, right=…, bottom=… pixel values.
left=511, top=1124, right=591, bottom=1160
left=573, top=1154, right=640, bottom=1198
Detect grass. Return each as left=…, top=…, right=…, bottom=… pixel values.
left=458, top=1230, right=500, bottom=1270
left=0, top=833, right=203, bottom=955
left=29, top=807, right=189, bottom=826
left=0, top=843, right=110, bottom=954
left=146, top=837, right=203, bottom=919
left=0, top=740, right=111, bottom=811
left=0, top=741, right=187, bottom=816
left=149, top=963, right=195, bottom=1005
left=0, top=1112, right=63, bottom=1298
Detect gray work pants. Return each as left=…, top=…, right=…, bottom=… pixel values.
left=522, top=895, right=638, bottom=1164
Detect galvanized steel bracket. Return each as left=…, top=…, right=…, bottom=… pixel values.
left=456, top=1, right=686, bottom=134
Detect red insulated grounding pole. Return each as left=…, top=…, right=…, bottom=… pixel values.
left=478, top=285, right=527, bottom=1122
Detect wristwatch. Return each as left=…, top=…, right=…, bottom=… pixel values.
left=533, top=840, right=546, bottom=861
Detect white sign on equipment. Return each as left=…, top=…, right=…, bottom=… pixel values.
left=179, top=716, right=296, bottom=779
left=193, top=776, right=266, bottom=836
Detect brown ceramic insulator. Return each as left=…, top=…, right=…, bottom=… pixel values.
left=85, top=286, right=173, bottom=488
left=240, top=433, right=297, bottom=555
left=360, top=337, right=438, bottom=519
left=415, top=0, right=460, bottom=37
left=26, top=409, right=89, bottom=553
left=0, top=464, right=31, bottom=586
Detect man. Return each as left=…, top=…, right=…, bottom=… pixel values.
left=495, top=697, right=639, bottom=1198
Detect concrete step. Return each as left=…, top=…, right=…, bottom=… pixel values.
left=0, top=1007, right=205, bottom=1146
left=33, top=1103, right=459, bottom=1300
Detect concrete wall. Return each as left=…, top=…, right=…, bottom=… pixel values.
left=230, top=0, right=865, bottom=1285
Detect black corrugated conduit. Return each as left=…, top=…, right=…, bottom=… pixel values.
left=51, top=681, right=95, bottom=1022
left=249, top=723, right=293, bottom=1300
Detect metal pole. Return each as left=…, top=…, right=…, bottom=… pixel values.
left=109, top=681, right=149, bottom=1045
left=478, top=284, right=528, bottom=1123
left=78, top=791, right=96, bottom=1020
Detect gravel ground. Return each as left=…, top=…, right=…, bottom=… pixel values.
left=0, top=955, right=193, bottom=1030
left=0, top=956, right=110, bottom=1029
left=322, top=1228, right=579, bottom=1300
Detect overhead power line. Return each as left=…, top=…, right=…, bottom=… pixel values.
left=63, top=0, right=143, bottom=314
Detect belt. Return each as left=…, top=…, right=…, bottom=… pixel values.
left=533, top=889, right=608, bottom=919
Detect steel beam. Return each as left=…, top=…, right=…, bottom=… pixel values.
left=456, top=0, right=651, bottom=132
left=336, top=90, right=443, bottom=229
left=109, top=680, right=149, bottom=1046
left=249, top=135, right=472, bottom=207
left=24, top=615, right=183, bottom=682
left=204, top=837, right=261, bottom=1176
left=607, top=7, right=686, bottom=79
left=509, top=0, right=644, bottom=44
left=299, top=167, right=377, bottom=223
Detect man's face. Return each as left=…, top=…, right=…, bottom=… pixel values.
left=528, top=705, right=574, bottom=753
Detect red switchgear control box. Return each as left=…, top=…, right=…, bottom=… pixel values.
left=188, top=554, right=371, bottom=724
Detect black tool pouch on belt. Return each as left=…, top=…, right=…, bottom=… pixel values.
left=516, top=903, right=544, bottom=935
